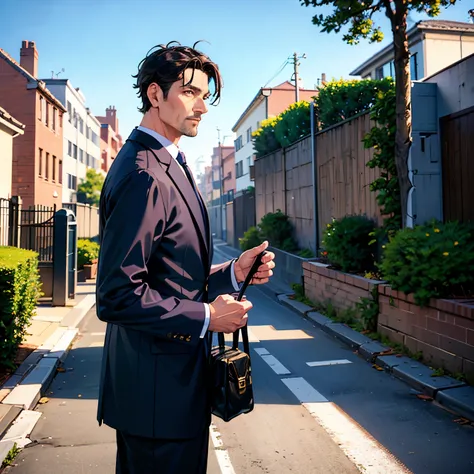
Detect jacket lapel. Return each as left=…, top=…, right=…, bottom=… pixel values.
left=126, top=129, right=210, bottom=267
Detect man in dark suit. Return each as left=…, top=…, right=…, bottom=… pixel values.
left=96, top=42, right=276, bottom=474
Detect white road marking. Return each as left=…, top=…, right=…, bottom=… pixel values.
left=210, top=422, right=236, bottom=474
left=88, top=342, right=104, bottom=348
left=254, top=347, right=291, bottom=375
left=282, top=376, right=410, bottom=473
left=281, top=377, right=328, bottom=402
left=306, top=359, right=352, bottom=367
left=91, top=332, right=106, bottom=337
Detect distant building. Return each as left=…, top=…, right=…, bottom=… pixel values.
left=0, top=41, right=66, bottom=208
left=96, top=106, right=123, bottom=173
left=350, top=20, right=474, bottom=81
left=232, top=81, right=318, bottom=193
left=0, top=106, right=24, bottom=200
left=41, top=79, right=102, bottom=203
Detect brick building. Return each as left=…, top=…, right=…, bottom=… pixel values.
left=96, top=106, right=123, bottom=173
left=0, top=41, right=66, bottom=208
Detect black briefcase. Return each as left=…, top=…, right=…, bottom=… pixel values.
left=209, top=251, right=266, bottom=422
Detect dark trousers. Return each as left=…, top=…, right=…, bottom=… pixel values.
left=116, top=428, right=209, bottom=474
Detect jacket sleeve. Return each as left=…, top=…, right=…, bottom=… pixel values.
left=207, top=259, right=240, bottom=301
left=96, top=169, right=206, bottom=346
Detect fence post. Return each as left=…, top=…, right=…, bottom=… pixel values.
left=8, top=195, right=22, bottom=247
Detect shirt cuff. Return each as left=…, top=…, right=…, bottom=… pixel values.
left=230, top=259, right=241, bottom=292
left=200, top=303, right=211, bottom=338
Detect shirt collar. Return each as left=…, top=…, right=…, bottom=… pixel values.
left=136, top=126, right=180, bottom=160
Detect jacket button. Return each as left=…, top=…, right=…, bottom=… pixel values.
left=179, top=335, right=184, bottom=341
left=185, top=335, right=191, bottom=342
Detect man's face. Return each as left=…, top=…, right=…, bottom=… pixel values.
left=157, top=68, right=210, bottom=140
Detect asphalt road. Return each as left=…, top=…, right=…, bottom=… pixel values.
left=5, top=250, right=474, bottom=473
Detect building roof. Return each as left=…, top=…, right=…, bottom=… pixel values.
left=0, top=105, right=25, bottom=134
left=350, top=19, right=474, bottom=76
left=0, top=48, right=67, bottom=112
left=232, top=81, right=318, bottom=132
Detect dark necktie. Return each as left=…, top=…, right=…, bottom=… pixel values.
left=176, top=152, right=209, bottom=230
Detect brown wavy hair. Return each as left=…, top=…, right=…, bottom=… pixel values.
left=132, top=41, right=223, bottom=114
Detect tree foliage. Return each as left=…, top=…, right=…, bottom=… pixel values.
left=77, top=168, right=105, bottom=207
left=300, top=0, right=457, bottom=227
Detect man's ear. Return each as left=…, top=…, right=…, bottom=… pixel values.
left=147, top=82, right=163, bottom=108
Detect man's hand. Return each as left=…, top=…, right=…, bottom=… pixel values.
left=208, top=294, right=253, bottom=333
left=234, top=241, right=275, bottom=285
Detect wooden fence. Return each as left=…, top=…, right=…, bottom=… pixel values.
left=316, top=112, right=382, bottom=240
left=441, top=105, right=474, bottom=223
left=254, top=112, right=382, bottom=251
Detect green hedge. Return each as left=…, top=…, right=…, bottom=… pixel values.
left=323, top=215, right=376, bottom=273
left=0, top=247, right=42, bottom=370
left=380, top=221, right=474, bottom=306
left=77, top=239, right=100, bottom=269
left=315, top=78, right=393, bottom=129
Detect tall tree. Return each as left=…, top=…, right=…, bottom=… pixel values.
left=300, top=0, right=457, bottom=227
left=77, top=168, right=105, bottom=207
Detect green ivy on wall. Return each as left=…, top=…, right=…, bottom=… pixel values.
left=363, top=84, right=402, bottom=239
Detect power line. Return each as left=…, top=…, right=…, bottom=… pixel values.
left=263, top=58, right=290, bottom=88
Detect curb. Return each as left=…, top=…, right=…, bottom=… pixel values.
left=277, top=294, right=474, bottom=422
left=0, top=295, right=96, bottom=465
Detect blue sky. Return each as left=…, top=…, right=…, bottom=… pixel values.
left=0, top=0, right=470, bottom=174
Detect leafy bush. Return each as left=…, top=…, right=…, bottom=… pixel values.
left=274, top=101, right=311, bottom=148
left=259, top=210, right=298, bottom=251
left=380, top=221, right=474, bottom=306
left=77, top=239, right=100, bottom=269
left=0, top=247, right=42, bottom=370
left=315, top=78, right=393, bottom=129
left=239, top=227, right=261, bottom=251
left=323, top=215, right=376, bottom=273
left=252, top=117, right=281, bottom=158
left=363, top=83, right=401, bottom=240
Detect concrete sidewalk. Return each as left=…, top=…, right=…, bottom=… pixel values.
left=0, top=281, right=96, bottom=465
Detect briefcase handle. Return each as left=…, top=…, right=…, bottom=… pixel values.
left=215, top=250, right=267, bottom=354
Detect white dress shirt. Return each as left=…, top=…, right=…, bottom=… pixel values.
left=137, top=126, right=240, bottom=338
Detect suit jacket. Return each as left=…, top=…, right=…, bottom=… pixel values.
left=96, top=128, right=236, bottom=439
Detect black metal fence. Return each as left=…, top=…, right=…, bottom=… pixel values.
left=0, top=197, right=56, bottom=262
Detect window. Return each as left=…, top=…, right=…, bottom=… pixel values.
left=73, top=109, right=77, bottom=127
left=45, top=102, right=49, bottom=127
left=59, top=159, right=63, bottom=184
left=375, top=66, right=384, bottom=80
left=235, top=136, right=243, bottom=152
left=40, top=97, right=46, bottom=122
left=86, top=126, right=90, bottom=139
left=236, top=161, right=244, bottom=178
left=79, top=148, right=84, bottom=163
left=92, top=131, right=99, bottom=146
left=256, top=121, right=260, bottom=130
left=410, top=53, right=418, bottom=80
left=79, top=118, right=84, bottom=134
left=247, top=156, right=252, bottom=171
left=67, top=174, right=77, bottom=190
left=52, top=107, right=57, bottom=131
left=45, top=152, right=50, bottom=180
left=52, top=155, right=57, bottom=181
left=73, top=144, right=77, bottom=159
left=38, top=148, right=43, bottom=177
left=68, top=140, right=72, bottom=156
left=67, top=101, right=72, bottom=122
left=246, top=127, right=252, bottom=143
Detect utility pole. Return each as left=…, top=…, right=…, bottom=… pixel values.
left=291, top=52, right=306, bottom=102
left=216, top=127, right=223, bottom=240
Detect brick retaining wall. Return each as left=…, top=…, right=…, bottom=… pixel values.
left=378, top=285, right=474, bottom=382
left=302, top=261, right=381, bottom=312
